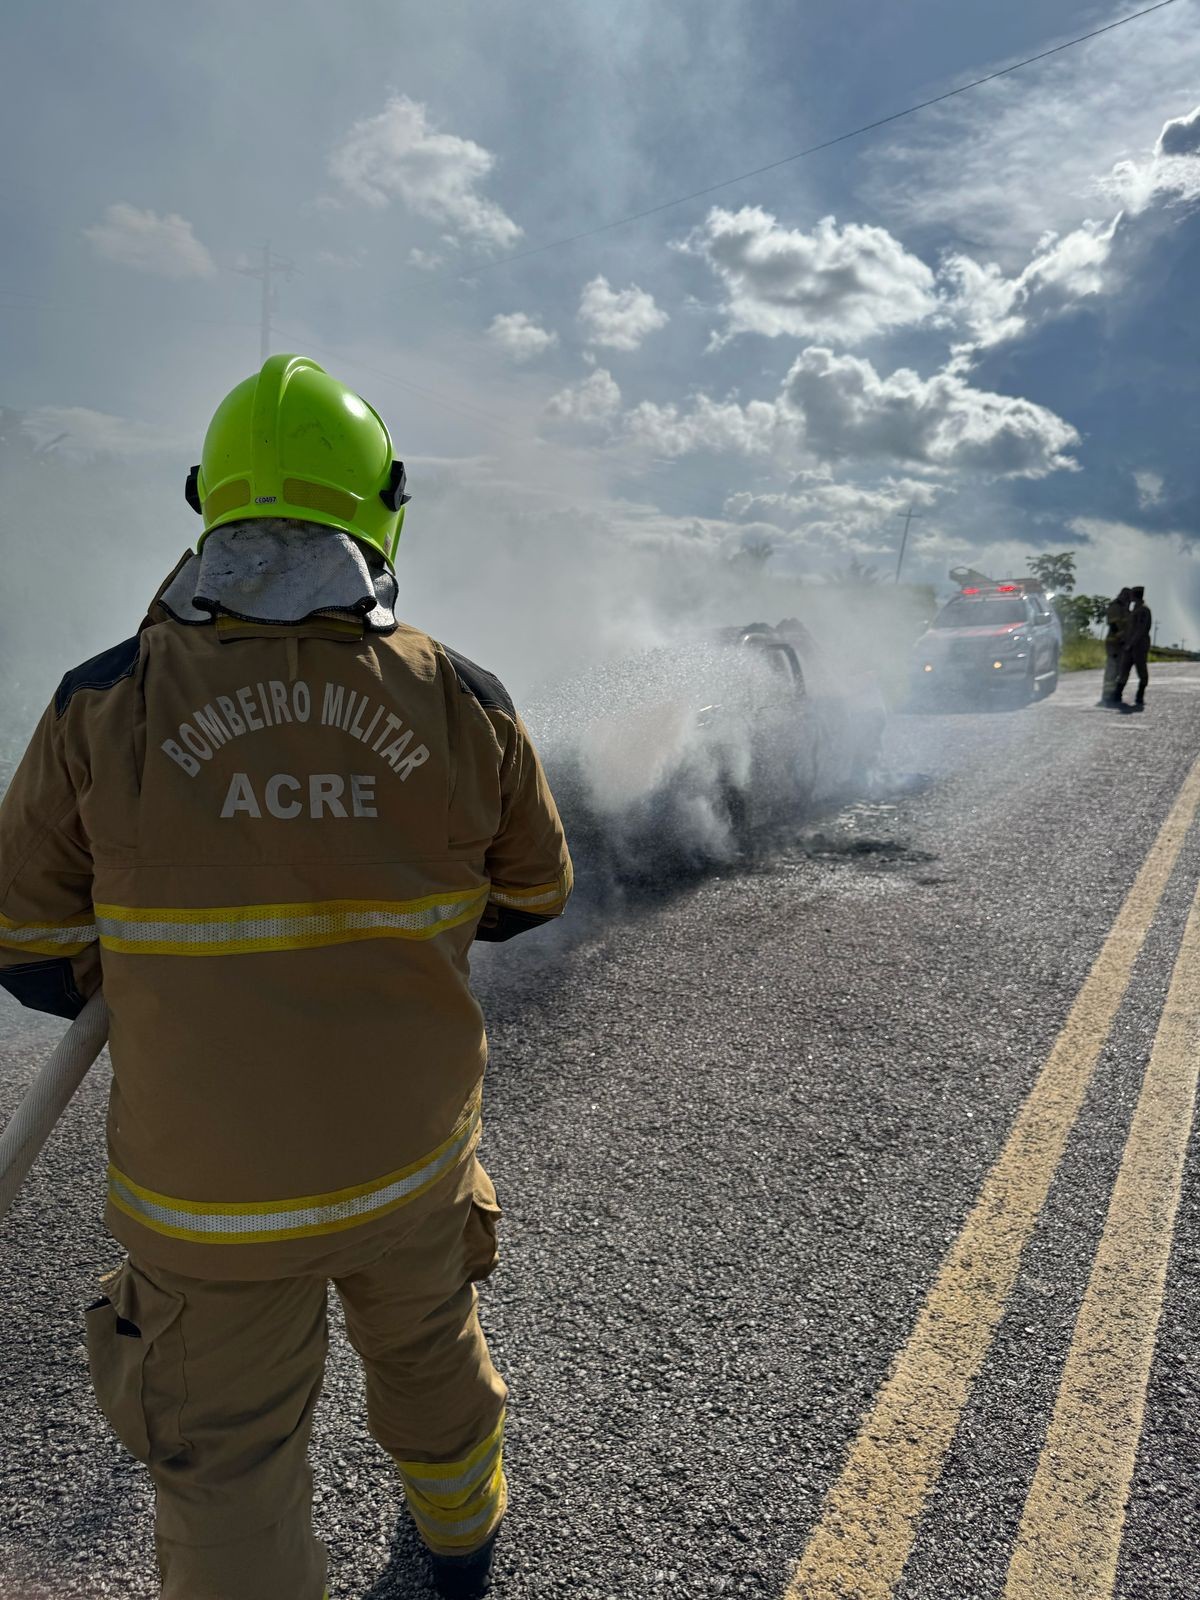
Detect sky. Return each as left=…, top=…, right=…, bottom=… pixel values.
left=2, top=0, right=1200, bottom=683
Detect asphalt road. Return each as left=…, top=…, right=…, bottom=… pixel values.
left=3, top=665, right=1199, bottom=1600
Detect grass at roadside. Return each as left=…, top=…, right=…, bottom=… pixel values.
left=1061, top=637, right=1197, bottom=672
left=1061, top=636, right=1106, bottom=671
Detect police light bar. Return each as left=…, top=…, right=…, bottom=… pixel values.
left=958, top=581, right=1032, bottom=597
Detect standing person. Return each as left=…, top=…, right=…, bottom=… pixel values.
left=1100, top=587, right=1132, bottom=707
left=1116, top=585, right=1152, bottom=709
left=0, top=355, right=572, bottom=1600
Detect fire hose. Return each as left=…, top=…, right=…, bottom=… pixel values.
left=0, top=991, right=110, bottom=1226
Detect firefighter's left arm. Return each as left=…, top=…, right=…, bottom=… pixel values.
left=0, top=703, right=99, bottom=1019
left=475, top=712, right=573, bottom=943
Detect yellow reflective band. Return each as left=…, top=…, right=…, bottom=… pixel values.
left=414, top=1516, right=499, bottom=1545
left=487, top=880, right=567, bottom=912
left=107, top=1093, right=481, bottom=1243
left=93, top=889, right=489, bottom=956
left=406, top=1481, right=504, bottom=1545
left=0, top=910, right=97, bottom=958
left=396, top=1411, right=507, bottom=1492
left=395, top=1411, right=506, bottom=1547
left=403, top=1444, right=503, bottom=1503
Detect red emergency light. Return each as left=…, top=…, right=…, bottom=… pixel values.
left=961, top=586, right=980, bottom=594
left=996, top=583, right=1019, bottom=592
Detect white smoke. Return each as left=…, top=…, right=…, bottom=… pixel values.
left=0, top=422, right=912, bottom=867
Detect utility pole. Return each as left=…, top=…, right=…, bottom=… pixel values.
left=233, top=241, right=297, bottom=362
left=894, top=504, right=922, bottom=583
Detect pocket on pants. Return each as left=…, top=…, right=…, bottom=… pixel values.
left=85, top=1262, right=186, bottom=1463
left=464, top=1159, right=502, bottom=1282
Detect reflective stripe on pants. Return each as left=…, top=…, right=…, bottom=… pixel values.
left=85, top=1154, right=506, bottom=1598
left=394, top=1407, right=507, bottom=1551
left=335, top=1154, right=508, bottom=1556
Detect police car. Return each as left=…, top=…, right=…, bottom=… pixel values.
left=912, top=581, right=1061, bottom=703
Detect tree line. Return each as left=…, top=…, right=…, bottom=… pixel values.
left=1025, top=552, right=1112, bottom=639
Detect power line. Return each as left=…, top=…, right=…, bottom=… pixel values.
left=894, top=504, right=923, bottom=583
left=471, top=0, right=1183, bottom=273
left=231, top=242, right=297, bottom=361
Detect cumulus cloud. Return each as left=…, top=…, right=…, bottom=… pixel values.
left=407, top=247, right=444, bottom=271
left=625, top=394, right=781, bottom=458
left=723, top=471, right=946, bottom=560
left=782, top=347, right=1079, bottom=477
left=21, top=406, right=184, bottom=458
left=1158, top=104, right=1200, bottom=158
left=550, top=340, right=1080, bottom=485
left=938, top=101, right=1200, bottom=359
left=599, top=349, right=1078, bottom=479
left=488, top=312, right=558, bottom=363
left=545, top=368, right=622, bottom=426
left=577, top=276, right=669, bottom=351
left=83, top=203, right=215, bottom=279
left=727, top=472, right=942, bottom=530
left=941, top=216, right=1119, bottom=352
left=1104, top=103, right=1200, bottom=211
left=1134, top=469, right=1165, bottom=508
left=682, top=206, right=938, bottom=344
left=329, top=95, right=521, bottom=247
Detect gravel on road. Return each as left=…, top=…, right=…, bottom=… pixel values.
left=2, top=666, right=1198, bottom=1599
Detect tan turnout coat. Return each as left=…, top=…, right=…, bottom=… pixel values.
left=0, top=560, right=571, bottom=1278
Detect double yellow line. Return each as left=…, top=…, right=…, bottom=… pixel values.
left=786, top=756, right=1200, bottom=1600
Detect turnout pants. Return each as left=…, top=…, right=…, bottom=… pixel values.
left=84, top=1156, right=507, bottom=1600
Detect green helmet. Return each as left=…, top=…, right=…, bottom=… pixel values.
left=185, top=354, right=410, bottom=565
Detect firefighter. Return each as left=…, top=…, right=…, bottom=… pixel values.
left=1100, top=587, right=1132, bottom=706
left=1116, top=585, right=1152, bottom=709
left=0, top=355, right=572, bottom=1600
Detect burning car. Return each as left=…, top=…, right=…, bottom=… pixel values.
left=530, top=620, right=886, bottom=882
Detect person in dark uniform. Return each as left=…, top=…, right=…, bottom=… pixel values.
left=1100, top=588, right=1132, bottom=707
left=1116, top=585, right=1152, bottom=709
